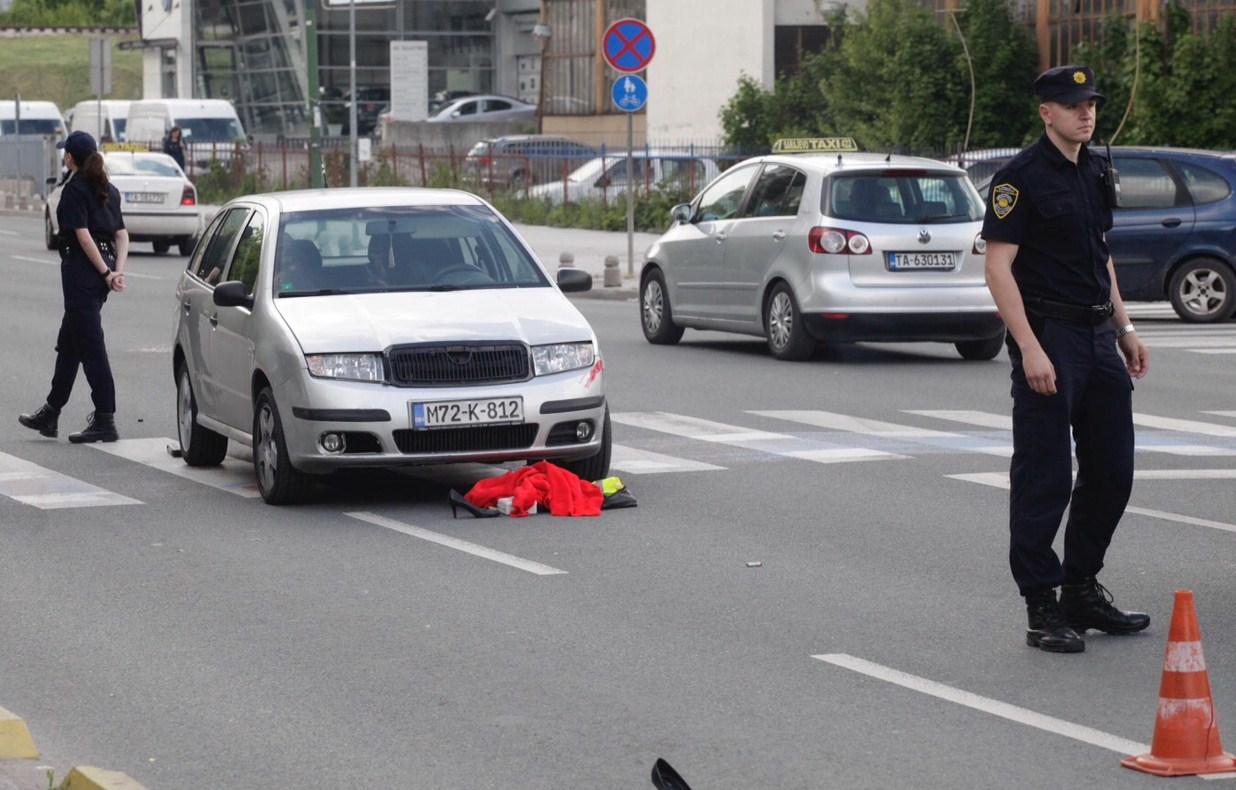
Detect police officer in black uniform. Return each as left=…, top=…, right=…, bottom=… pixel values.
left=981, top=66, right=1151, bottom=654
left=19, top=131, right=128, bottom=443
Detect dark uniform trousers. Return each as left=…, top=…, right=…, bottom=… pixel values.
left=48, top=254, right=115, bottom=414
left=1007, top=315, right=1134, bottom=595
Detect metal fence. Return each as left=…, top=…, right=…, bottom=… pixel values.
left=0, top=136, right=60, bottom=202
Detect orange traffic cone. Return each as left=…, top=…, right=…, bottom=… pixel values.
left=1123, top=590, right=1236, bottom=776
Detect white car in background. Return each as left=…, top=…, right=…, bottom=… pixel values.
left=46, top=151, right=201, bottom=256
left=427, top=95, right=537, bottom=124
left=527, top=151, right=720, bottom=205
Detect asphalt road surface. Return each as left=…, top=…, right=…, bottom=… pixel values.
left=2, top=213, right=1235, bottom=789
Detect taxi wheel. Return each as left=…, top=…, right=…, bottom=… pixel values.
left=641, top=269, right=684, bottom=344
left=561, top=408, right=612, bottom=482
left=955, top=330, right=1006, bottom=361
left=1169, top=258, right=1236, bottom=323
left=176, top=365, right=228, bottom=466
left=253, top=388, right=311, bottom=505
left=153, top=240, right=171, bottom=255
left=764, top=283, right=816, bottom=361
left=44, top=211, right=56, bottom=250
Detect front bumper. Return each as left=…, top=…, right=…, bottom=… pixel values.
left=801, top=310, right=1004, bottom=343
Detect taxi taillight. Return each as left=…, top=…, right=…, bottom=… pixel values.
left=808, top=226, right=871, bottom=255
left=181, top=186, right=196, bottom=206
left=972, top=234, right=987, bottom=255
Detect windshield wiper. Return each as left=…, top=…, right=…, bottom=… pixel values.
left=278, top=288, right=353, bottom=298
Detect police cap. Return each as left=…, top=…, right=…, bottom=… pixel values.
left=1034, top=65, right=1105, bottom=108
left=56, top=130, right=98, bottom=163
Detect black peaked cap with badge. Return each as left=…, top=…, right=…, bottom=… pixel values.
left=1034, top=64, right=1105, bottom=108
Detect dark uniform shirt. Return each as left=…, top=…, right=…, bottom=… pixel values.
left=57, top=173, right=125, bottom=248
left=981, top=134, right=1114, bottom=306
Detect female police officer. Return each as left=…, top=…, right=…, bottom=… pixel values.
left=982, top=66, right=1151, bottom=654
left=19, top=130, right=128, bottom=443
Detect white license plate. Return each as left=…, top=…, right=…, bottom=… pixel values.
left=124, top=192, right=164, bottom=204
left=886, top=252, right=957, bottom=271
left=411, top=397, right=524, bottom=429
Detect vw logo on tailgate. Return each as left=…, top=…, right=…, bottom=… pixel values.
left=917, top=228, right=931, bottom=244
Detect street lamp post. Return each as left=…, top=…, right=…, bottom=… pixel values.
left=532, top=22, right=552, bottom=135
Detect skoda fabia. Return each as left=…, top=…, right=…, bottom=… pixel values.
left=173, top=189, right=609, bottom=504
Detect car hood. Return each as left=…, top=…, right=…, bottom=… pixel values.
left=273, top=287, right=595, bottom=354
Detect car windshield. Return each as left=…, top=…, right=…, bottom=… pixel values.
left=113, top=119, right=127, bottom=139
left=566, top=158, right=609, bottom=183
left=1, top=119, right=62, bottom=135
left=178, top=117, right=244, bottom=143
left=105, top=154, right=182, bottom=177
left=275, top=204, right=550, bottom=297
left=829, top=171, right=985, bottom=224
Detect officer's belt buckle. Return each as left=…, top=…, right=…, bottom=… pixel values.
left=1089, top=302, right=1115, bottom=324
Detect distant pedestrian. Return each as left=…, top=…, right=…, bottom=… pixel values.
left=163, top=126, right=186, bottom=172
left=19, top=131, right=128, bottom=444
left=981, top=65, right=1151, bottom=654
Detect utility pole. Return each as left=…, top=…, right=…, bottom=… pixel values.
left=305, top=0, right=324, bottom=187
left=349, top=0, right=358, bottom=187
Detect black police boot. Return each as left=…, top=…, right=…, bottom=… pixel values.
left=1060, top=577, right=1151, bottom=635
left=18, top=403, right=60, bottom=438
left=68, top=412, right=118, bottom=444
left=1025, top=589, right=1085, bottom=653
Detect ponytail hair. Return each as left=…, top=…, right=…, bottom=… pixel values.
left=78, top=151, right=110, bottom=207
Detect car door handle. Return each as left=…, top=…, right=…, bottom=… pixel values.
left=715, top=233, right=727, bottom=243
left=208, top=313, right=219, bottom=327
left=1161, top=217, right=1182, bottom=228
left=772, top=230, right=786, bottom=241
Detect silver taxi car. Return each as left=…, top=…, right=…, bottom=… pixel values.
left=173, top=189, right=609, bottom=504
left=640, top=142, right=1004, bottom=360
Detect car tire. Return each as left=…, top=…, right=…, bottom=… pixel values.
left=178, top=236, right=196, bottom=257
left=44, top=211, right=56, bottom=251
left=253, top=387, right=312, bottom=505
left=955, top=330, right=1006, bottom=361
left=764, top=283, right=816, bottom=361
left=640, top=269, right=684, bottom=345
left=153, top=240, right=171, bottom=255
left=176, top=365, right=228, bottom=466
left=1169, top=258, right=1236, bottom=323
left=561, top=408, right=612, bottom=482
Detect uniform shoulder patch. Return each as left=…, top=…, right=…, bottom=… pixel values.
left=992, top=183, right=1020, bottom=220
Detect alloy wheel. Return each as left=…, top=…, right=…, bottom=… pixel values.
left=1180, top=267, right=1229, bottom=318
left=768, top=292, right=794, bottom=350
left=177, top=370, right=194, bottom=454
left=256, top=404, right=278, bottom=492
left=643, top=279, right=664, bottom=334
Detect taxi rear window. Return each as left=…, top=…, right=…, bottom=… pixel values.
left=827, top=171, right=984, bottom=224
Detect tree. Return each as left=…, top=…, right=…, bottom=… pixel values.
left=954, top=0, right=1040, bottom=148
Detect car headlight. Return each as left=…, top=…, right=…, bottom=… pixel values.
left=305, top=353, right=384, bottom=382
left=532, top=342, right=595, bottom=376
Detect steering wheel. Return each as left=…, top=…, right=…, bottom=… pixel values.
left=431, top=265, right=486, bottom=284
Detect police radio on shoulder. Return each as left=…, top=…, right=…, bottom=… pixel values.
left=1116, top=323, right=1136, bottom=338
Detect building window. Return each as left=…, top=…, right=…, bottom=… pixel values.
left=774, top=25, right=832, bottom=79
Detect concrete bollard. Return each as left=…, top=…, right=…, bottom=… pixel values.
left=603, top=255, right=622, bottom=287
left=558, top=251, right=575, bottom=268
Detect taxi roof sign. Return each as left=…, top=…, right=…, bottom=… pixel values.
left=101, top=143, right=148, bottom=152
left=772, top=137, right=859, bottom=154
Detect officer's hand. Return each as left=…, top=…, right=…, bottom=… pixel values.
left=1022, top=346, right=1058, bottom=395
left=1120, top=333, right=1149, bottom=379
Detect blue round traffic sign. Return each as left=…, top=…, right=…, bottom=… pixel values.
left=602, top=18, right=655, bottom=74
left=611, top=74, right=648, bottom=113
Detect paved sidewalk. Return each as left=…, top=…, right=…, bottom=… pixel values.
left=512, top=223, right=654, bottom=300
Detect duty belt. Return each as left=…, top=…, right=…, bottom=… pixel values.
left=1026, top=298, right=1114, bottom=326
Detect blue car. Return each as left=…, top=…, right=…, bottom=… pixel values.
left=977, top=146, right=1236, bottom=322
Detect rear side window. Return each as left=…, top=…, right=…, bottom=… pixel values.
left=828, top=172, right=983, bottom=224
left=1177, top=162, right=1232, bottom=205
left=744, top=165, right=806, bottom=218
left=194, top=208, right=250, bottom=284
left=696, top=166, right=756, bottom=222
left=1112, top=158, right=1178, bottom=209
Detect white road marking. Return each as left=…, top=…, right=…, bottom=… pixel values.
left=752, top=409, right=1012, bottom=457
left=1142, top=337, right=1236, bottom=348
left=344, top=511, right=567, bottom=576
left=610, top=444, right=724, bottom=474
left=0, top=451, right=141, bottom=509
left=12, top=255, right=55, bottom=265
left=946, top=472, right=1236, bottom=534
left=1206, top=412, right=1236, bottom=420
left=613, top=411, right=904, bottom=464
left=1189, top=348, right=1236, bottom=355
left=813, top=653, right=1149, bottom=756
left=91, top=437, right=259, bottom=498
left=905, top=409, right=1012, bottom=430
left=0, top=229, right=18, bottom=236
left=1133, top=413, right=1236, bottom=438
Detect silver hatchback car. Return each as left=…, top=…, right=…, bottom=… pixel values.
left=173, top=189, right=609, bottom=504
left=640, top=150, right=1005, bottom=360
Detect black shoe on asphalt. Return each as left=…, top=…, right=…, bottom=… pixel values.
left=1025, top=589, right=1085, bottom=653
left=1060, top=577, right=1151, bottom=635
left=68, top=412, right=118, bottom=444
left=18, top=403, right=60, bottom=438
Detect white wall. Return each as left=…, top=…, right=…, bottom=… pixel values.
left=139, top=0, right=193, bottom=98
left=646, top=0, right=774, bottom=143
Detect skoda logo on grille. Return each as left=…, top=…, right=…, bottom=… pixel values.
left=918, top=228, right=931, bottom=244
left=445, top=348, right=474, bottom=366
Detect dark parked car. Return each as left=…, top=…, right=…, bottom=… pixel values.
left=463, top=135, right=598, bottom=190
left=977, top=145, right=1236, bottom=322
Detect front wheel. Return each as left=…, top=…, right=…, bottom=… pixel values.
left=561, top=409, right=612, bottom=482
left=764, top=283, right=816, bottom=361
left=1169, top=258, right=1236, bottom=323
left=955, top=330, right=1006, bottom=361
left=177, top=366, right=228, bottom=466
left=253, top=387, right=312, bottom=505
left=640, top=269, right=684, bottom=345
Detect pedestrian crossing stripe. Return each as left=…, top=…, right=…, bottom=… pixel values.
left=0, top=451, right=141, bottom=510
left=91, top=437, right=259, bottom=497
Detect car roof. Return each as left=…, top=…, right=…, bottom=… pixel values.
left=445, top=95, right=530, bottom=107
left=1105, top=145, right=1236, bottom=161
left=130, top=99, right=238, bottom=113
left=0, top=100, right=63, bottom=119
left=237, top=187, right=488, bottom=213
left=739, top=152, right=966, bottom=174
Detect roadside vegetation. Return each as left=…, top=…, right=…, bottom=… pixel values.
left=0, top=35, right=142, bottom=110
left=0, top=0, right=135, bottom=28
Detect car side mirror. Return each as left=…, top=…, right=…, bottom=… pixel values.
left=670, top=203, right=693, bottom=224
left=213, top=280, right=254, bottom=309
left=556, top=268, right=592, bottom=293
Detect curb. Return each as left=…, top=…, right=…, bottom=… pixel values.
left=62, top=767, right=147, bottom=790
left=0, top=708, right=37, bottom=760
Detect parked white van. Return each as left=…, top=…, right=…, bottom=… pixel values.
left=126, top=99, right=246, bottom=168
left=70, top=99, right=131, bottom=142
left=0, top=100, right=66, bottom=137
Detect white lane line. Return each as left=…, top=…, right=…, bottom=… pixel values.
left=344, top=511, right=567, bottom=576
left=12, top=255, right=55, bottom=265
left=612, top=412, right=904, bottom=465
left=0, top=451, right=141, bottom=509
left=905, top=409, right=1012, bottom=430
left=0, top=229, right=18, bottom=236
left=1190, top=348, right=1236, bottom=355
left=1206, top=412, right=1236, bottom=420
left=91, top=437, right=259, bottom=498
left=1141, top=337, right=1236, bottom=348
left=751, top=409, right=1012, bottom=457
left=610, top=444, right=725, bottom=474
left=946, top=472, right=1236, bottom=534
left=1133, top=413, right=1236, bottom=438
left=812, top=654, right=1148, bottom=756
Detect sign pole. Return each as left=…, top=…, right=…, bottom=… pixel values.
left=349, top=0, right=358, bottom=188
left=305, top=0, right=324, bottom=188
left=626, top=111, right=634, bottom=278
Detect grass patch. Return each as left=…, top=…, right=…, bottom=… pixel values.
left=0, top=34, right=143, bottom=114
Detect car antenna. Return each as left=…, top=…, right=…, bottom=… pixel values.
left=885, top=150, right=892, bottom=163
left=836, top=153, right=843, bottom=167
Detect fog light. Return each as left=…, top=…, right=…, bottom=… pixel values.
left=321, top=432, right=346, bottom=453
left=575, top=421, right=592, bottom=441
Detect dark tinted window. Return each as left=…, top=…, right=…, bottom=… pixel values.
left=745, top=165, right=806, bottom=218
left=455, top=101, right=478, bottom=117
left=226, top=211, right=265, bottom=294
left=483, top=100, right=512, bottom=112
left=829, top=172, right=983, bottom=224
left=1113, top=158, right=1177, bottom=209
left=194, top=208, right=249, bottom=284
left=696, top=166, right=756, bottom=221
left=1177, top=161, right=1232, bottom=205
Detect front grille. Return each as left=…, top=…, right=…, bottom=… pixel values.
left=388, top=343, right=530, bottom=387
left=393, top=424, right=539, bottom=454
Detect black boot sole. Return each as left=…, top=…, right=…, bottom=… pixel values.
left=1067, top=619, right=1151, bottom=636
left=18, top=418, right=57, bottom=438
left=1026, top=631, right=1086, bottom=653
left=68, top=433, right=119, bottom=444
